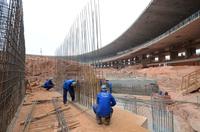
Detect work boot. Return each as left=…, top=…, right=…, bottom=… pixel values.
left=64, top=102, right=68, bottom=106
left=104, top=116, right=110, bottom=125
left=96, top=116, right=102, bottom=125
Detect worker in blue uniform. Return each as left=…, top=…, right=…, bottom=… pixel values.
left=93, top=85, right=116, bottom=125
left=42, top=79, right=54, bottom=90
left=106, top=80, right=112, bottom=94
left=63, top=79, right=76, bottom=104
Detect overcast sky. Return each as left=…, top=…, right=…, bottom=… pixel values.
left=23, top=0, right=151, bottom=56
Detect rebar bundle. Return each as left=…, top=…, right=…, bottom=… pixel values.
left=55, top=0, right=102, bottom=108
left=0, top=0, right=25, bottom=131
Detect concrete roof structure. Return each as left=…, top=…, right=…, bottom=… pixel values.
left=79, top=0, right=200, bottom=61
left=101, top=14, right=200, bottom=62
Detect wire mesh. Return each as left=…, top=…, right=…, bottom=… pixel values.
left=116, top=97, right=174, bottom=132
left=0, top=0, right=25, bottom=131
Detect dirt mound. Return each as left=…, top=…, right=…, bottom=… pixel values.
left=26, top=55, right=56, bottom=83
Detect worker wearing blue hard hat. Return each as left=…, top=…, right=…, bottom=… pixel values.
left=93, top=85, right=116, bottom=125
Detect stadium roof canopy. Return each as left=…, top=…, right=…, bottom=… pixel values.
left=79, top=0, right=200, bottom=61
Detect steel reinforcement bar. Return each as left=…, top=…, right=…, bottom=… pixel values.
left=0, top=0, right=25, bottom=131
left=52, top=98, right=69, bottom=132
left=21, top=100, right=38, bottom=132
left=55, top=0, right=102, bottom=109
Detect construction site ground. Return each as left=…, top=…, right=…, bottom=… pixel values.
left=11, top=87, right=148, bottom=132
left=25, top=56, right=200, bottom=131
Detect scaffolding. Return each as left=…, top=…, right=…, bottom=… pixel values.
left=0, top=0, right=25, bottom=131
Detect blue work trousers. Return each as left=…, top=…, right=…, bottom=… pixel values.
left=63, top=88, right=75, bottom=104
left=93, top=104, right=113, bottom=118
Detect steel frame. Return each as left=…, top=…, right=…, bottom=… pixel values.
left=0, top=0, right=25, bottom=131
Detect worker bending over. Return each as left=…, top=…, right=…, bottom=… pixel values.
left=93, top=85, right=116, bottom=125
left=63, top=79, right=76, bottom=105
left=42, top=79, right=54, bottom=90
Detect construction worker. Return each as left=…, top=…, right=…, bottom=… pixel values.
left=93, top=85, right=116, bottom=125
left=106, top=80, right=112, bottom=94
left=63, top=79, right=77, bottom=105
left=42, top=78, right=54, bottom=90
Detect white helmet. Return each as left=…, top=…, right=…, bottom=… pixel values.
left=101, top=85, right=107, bottom=90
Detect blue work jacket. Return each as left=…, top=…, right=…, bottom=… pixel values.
left=63, top=79, right=75, bottom=91
left=96, top=90, right=116, bottom=117
left=44, top=80, right=54, bottom=88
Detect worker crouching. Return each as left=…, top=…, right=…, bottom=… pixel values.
left=93, top=85, right=116, bottom=125
left=42, top=79, right=54, bottom=91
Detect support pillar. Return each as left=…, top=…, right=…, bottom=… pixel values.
left=186, top=47, right=196, bottom=58
left=135, top=56, right=140, bottom=63
left=159, top=53, right=165, bottom=62
left=170, top=51, right=178, bottom=60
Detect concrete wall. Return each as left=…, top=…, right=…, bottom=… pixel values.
left=110, top=78, right=159, bottom=96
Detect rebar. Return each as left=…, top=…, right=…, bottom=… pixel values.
left=22, top=100, right=37, bottom=132
left=116, top=96, right=174, bottom=132
left=0, top=0, right=25, bottom=131
left=52, top=98, right=69, bottom=132
left=55, top=0, right=102, bottom=109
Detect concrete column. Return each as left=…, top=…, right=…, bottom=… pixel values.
left=159, top=53, right=165, bottom=62
left=142, top=54, right=147, bottom=60
left=146, top=54, right=151, bottom=64
left=141, top=54, right=147, bottom=67
left=186, top=47, right=196, bottom=58
left=170, top=51, right=178, bottom=60
left=135, top=56, right=140, bottom=63
left=148, top=54, right=154, bottom=63
left=114, top=61, right=118, bottom=68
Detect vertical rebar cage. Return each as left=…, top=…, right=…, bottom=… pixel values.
left=0, top=0, right=25, bottom=131
left=55, top=0, right=102, bottom=108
